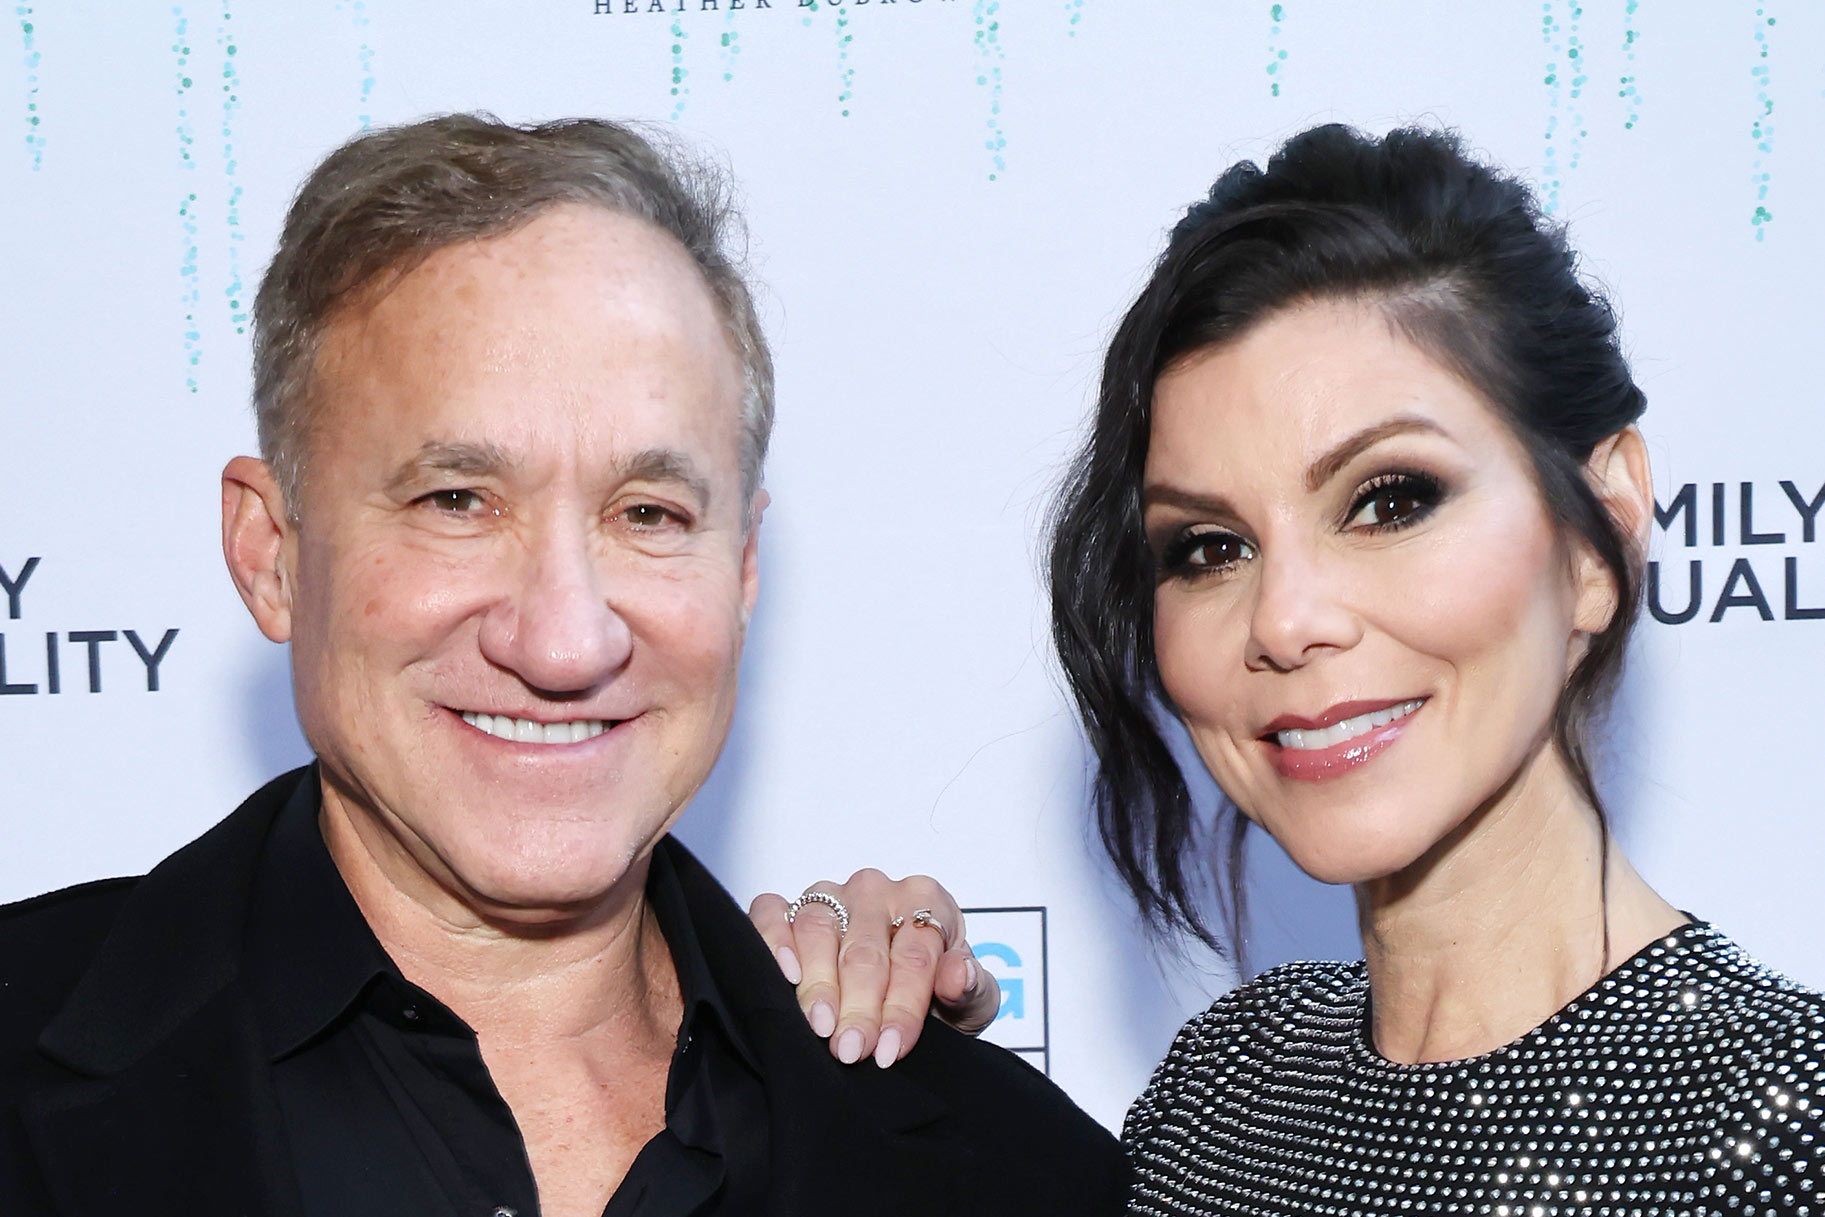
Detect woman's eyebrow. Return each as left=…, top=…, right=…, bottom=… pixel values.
left=1140, top=483, right=1243, bottom=520
left=1304, top=415, right=1450, bottom=491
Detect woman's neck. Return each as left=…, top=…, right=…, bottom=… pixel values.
left=1353, top=746, right=1685, bottom=1065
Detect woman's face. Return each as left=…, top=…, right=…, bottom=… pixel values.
left=1144, top=298, right=1614, bottom=885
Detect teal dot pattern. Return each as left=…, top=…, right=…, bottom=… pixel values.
left=719, top=6, right=739, bottom=83
left=1066, top=0, right=1085, bottom=38
left=219, top=4, right=246, bottom=336
left=670, top=15, right=690, bottom=120
left=173, top=5, right=201, bottom=392
left=835, top=6, right=853, bottom=116
left=334, top=0, right=375, bottom=130
left=1564, top=2, right=1586, bottom=173
left=1266, top=3, right=1286, bottom=97
left=1540, top=0, right=1562, bottom=213
left=1752, top=6, right=1774, bottom=241
left=973, top=0, right=1005, bottom=180
left=1620, top=0, right=1640, bottom=129
left=16, top=3, right=40, bottom=169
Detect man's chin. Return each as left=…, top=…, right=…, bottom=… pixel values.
left=436, top=822, right=662, bottom=922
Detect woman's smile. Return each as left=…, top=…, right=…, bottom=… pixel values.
left=1260, top=696, right=1428, bottom=781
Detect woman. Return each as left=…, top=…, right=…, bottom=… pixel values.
left=750, top=123, right=1825, bottom=1214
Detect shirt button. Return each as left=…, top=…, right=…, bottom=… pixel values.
left=402, top=1005, right=421, bottom=1023
left=492, top=1208, right=517, bottom=1217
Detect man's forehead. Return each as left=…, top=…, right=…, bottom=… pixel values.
left=309, top=208, right=745, bottom=434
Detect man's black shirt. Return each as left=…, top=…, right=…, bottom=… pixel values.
left=242, top=778, right=768, bottom=1216
left=0, top=766, right=1130, bottom=1216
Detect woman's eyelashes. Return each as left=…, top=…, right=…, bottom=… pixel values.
left=1156, top=470, right=1447, bottom=580
left=1160, top=528, right=1256, bottom=579
left=1343, top=470, right=1445, bottom=533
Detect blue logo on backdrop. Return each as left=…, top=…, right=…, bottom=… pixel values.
left=962, top=906, right=1048, bottom=1074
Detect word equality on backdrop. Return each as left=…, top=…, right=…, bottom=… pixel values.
left=4, top=2, right=1823, bottom=1130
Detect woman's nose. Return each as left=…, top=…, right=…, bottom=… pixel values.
left=1243, top=543, right=1363, bottom=672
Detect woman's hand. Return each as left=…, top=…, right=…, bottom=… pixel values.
left=749, top=870, right=1002, bottom=1068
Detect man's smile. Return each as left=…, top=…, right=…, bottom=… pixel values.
left=455, top=709, right=637, bottom=745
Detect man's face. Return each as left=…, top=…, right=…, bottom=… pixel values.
left=281, top=204, right=756, bottom=918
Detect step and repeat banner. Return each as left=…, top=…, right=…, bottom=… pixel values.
left=4, top=1, right=1822, bottom=1130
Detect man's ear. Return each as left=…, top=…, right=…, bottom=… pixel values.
left=1572, top=426, right=1653, bottom=635
left=222, top=456, right=297, bottom=643
left=740, top=487, right=769, bottom=627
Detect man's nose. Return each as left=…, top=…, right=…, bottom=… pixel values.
left=478, top=526, right=633, bottom=695
left=1243, top=540, right=1363, bottom=673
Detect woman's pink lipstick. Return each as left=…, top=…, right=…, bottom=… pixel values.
left=1261, top=697, right=1427, bottom=782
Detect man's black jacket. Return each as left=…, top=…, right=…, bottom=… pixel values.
left=0, top=767, right=1129, bottom=1215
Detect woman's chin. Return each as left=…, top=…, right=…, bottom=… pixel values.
left=1273, top=830, right=1433, bottom=888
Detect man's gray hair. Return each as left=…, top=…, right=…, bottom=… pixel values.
left=252, top=112, right=774, bottom=514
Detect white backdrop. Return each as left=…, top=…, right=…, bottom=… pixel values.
left=3, top=0, right=1823, bottom=1132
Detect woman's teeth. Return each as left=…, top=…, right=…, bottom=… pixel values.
left=460, top=711, right=613, bottom=744
left=1275, top=699, right=1425, bottom=751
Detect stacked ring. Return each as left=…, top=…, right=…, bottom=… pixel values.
left=786, top=889, right=850, bottom=936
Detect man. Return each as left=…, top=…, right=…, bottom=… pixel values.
left=0, top=115, right=1127, bottom=1215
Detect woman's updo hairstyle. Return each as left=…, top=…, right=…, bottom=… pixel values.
left=1048, top=124, right=1647, bottom=951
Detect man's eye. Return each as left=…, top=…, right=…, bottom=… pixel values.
left=1345, top=472, right=1443, bottom=532
left=622, top=504, right=677, bottom=528
left=421, top=489, right=489, bottom=514
left=1163, top=529, right=1255, bottom=576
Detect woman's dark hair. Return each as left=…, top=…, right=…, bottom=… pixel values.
left=1048, top=124, right=1647, bottom=953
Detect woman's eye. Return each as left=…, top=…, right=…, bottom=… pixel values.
left=421, top=489, right=489, bottom=514
left=1346, top=473, right=1442, bottom=532
left=1165, top=530, right=1256, bottom=575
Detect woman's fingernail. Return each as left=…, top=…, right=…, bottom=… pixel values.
left=776, top=946, right=802, bottom=985
left=964, top=956, right=980, bottom=992
left=810, top=1001, right=837, bottom=1038
left=836, top=1028, right=864, bottom=1064
left=874, top=1027, right=903, bottom=1068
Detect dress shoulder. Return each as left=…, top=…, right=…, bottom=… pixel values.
left=1685, top=933, right=1825, bottom=1213
left=1121, top=958, right=1366, bottom=1152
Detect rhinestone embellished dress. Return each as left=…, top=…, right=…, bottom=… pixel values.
left=1124, top=924, right=1825, bottom=1215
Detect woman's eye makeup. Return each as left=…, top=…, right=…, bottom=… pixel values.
left=1160, top=528, right=1256, bottom=578
left=1343, top=470, right=1445, bottom=533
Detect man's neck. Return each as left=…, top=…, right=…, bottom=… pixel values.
left=314, top=777, right=682, bottom=1047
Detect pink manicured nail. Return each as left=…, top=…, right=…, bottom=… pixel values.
left=810, top=1001, right=836, bottom=1038
left=874, top=1027, right=903, bottom=1068
left=964, top=956, right=981, bottom=992
left=776, top=946, right=802, bottom=985
left=836, top=1028, right=864, bottom=1064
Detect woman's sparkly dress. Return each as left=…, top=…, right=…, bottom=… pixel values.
left=1124, top=924, right=1825, bottom=1215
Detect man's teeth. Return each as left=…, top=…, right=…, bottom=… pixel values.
left=459, top=711, right=613, bottom=744
left=1275, top=699, right=1425, bottom=751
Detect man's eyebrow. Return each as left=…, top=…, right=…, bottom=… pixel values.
left=1304, top=415, right=1451, bottom=492
left=613, top=448, right=713, bottom=509
left=385, top=440, right=520, bottom=493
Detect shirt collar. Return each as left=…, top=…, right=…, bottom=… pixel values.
left=242, top=771, right=397, bottom=1060
left=648, top=836, right=763, bottom=1079
left=241, top=771, right=762, bottom=1077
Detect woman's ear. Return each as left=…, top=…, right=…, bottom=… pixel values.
left=1572, top=427, right=1653, bottom=635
